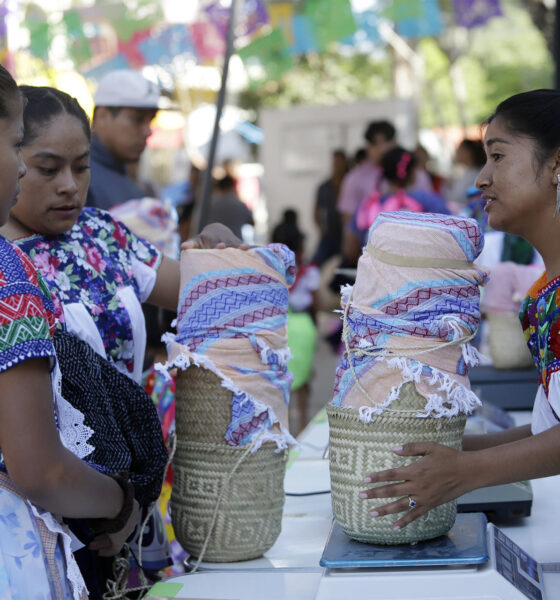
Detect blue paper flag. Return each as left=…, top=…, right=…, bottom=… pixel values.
left=139, top=24, right=196, bottom=67
left=82, top=53, right=130, bottom=80
left=396, top=0, right=443, bottom=39
left=291, top=14, right=317, bottom=54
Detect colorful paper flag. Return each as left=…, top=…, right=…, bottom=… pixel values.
left=303, top=0, right=357, bottom=52
left=63, top=11, right=92, bottom=66
left=189, top=21, right=226, bottom=61
left=26, top=21, right=52, bottom=60
left=395, top=0, right=443, bottom=39
left=237, top=27, right=293, bottom=85
left=382, top=0, right=424, bottom=21
left=112, top=0, right=162, bottom=43
left=139, top=24, right=196, bottom=68
left=291, top=14, right=317, bottom=54
left=117, top=29, right=151, bottom=68
left=341, top=9, right=383, bottom=47
left=452, top=0, right=502, bottom=28
left=267, top=3, right=294, bottom=44
left=82, top=53, right=130, bottom=80
left=204, top=0, right=269, bottom=39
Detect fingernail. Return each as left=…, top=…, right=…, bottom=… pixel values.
left=363, top=476, right=372, bottom=483
left=370, top=510, right=379, bottom=517
left=358, top=492, right=368, bottom=499
left=392, top=525, right=400, bottom=531
left=392, top=445, right=403, bottom=452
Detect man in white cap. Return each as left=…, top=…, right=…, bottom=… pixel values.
left=87, top=69, right=162, bottom=210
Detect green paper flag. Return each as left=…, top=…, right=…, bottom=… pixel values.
left=303, top=0, right=357, bottom=52
left=112, top=0, right=163, bottom=42
left=27, top=20, right=52, bottom=60
left=382, top=0, right=424, bottom=21
left=238, top=28, right=293, bottom=86
left=63, top=10, right=92, bottom=66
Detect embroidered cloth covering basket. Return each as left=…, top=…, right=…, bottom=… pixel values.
left=171, top=366, right=286, bottom=562
left=162, top=245, right=297, bottom=562
left=330, top=212, right=488, bottom=545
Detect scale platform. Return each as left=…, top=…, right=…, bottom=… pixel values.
left=320, top=513, right=489, bottom=569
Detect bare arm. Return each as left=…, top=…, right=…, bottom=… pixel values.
left=462, top=424, right=532, bottom=451
left=0, top=358, right=124, bottom=519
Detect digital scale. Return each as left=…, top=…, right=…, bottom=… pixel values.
left=316, top=515, right=560, bottom=600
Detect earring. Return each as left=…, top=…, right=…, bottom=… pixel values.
left=556, top=174, right=560, bottom=216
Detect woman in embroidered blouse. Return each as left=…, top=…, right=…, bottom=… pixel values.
left=360, top=89, right=560, bottom=531
left=0, top=85, right=240, bottom=384
left=0, top=65, right=140, bottom=599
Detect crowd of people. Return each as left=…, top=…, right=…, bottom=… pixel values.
left=2, top=59, right=560, bottom=599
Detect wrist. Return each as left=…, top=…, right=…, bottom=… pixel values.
left=87, top=471, right=135, bottom=534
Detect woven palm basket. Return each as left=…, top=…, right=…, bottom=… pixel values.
left=171, top=366, right=287, bottom=562
left=487, top=313, right=533, bottom=370
left=327, top=382, right=466, bottom=545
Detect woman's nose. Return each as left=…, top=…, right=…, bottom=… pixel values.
left=475, top=163, right=490, bottom=189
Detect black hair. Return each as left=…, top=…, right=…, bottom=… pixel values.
left=381, top=146, right=417, bottom=187
left=364, top=120, right=396, bottom=144
left=215, top=174, right=236, bottom=191
left=354, top=147, right=367, bottom=164
left=488, top=89, right=560, bottom=167
left=0, top=64, right=20, bottom=119
left=19, top=86, right=90, bottom=146
left=457, top=138, right=486, bottom=168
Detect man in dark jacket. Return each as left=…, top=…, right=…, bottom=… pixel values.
left=87, top=69, right=161, bottom=210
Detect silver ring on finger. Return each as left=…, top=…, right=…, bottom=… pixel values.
left=408, top=496, right=417, bottom=509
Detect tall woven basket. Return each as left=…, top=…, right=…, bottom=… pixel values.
left=171, top=367, right=287, bottom=562
left=327, top=382, right=466, bottom=545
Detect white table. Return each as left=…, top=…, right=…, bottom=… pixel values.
left=150, top=410, right=560, bottom=599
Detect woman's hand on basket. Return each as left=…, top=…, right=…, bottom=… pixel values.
left=182, top=223, right=251, bottom=251
left=359, top=442, right=471, bottom=530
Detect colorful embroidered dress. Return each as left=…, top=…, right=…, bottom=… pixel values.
left=520, top=271, right=560, bottom=433
left=0, top=237, right=90, bottom=600
left=14, top=207, right=161, bottom=382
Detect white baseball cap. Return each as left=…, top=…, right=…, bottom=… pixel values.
left=93, top=69, right=162, bottom=109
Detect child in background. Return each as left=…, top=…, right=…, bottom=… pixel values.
left=272, top=209, right=320, bottom=432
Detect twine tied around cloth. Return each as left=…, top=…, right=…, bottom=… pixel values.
left=341, top=287, right=477, bottom=417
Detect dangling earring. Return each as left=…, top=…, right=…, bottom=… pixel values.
left=556, top=174, right=560, bottom=216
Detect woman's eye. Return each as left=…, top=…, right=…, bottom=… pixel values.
left=491, top=153, right=503, bottom=161
left=38, top=167, right=57, bottom=175
left=75, top=165, right=90, bottom=173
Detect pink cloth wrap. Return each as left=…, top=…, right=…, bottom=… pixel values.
left=162, top=244, right=297, bottom=450
left=332, top=212, right=489, bottom=420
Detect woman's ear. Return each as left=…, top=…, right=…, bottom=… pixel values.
left=551, top=148, right=560, bottom=185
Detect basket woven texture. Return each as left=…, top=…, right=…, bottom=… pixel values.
left=487, top=313, right=533, bottom=370
left=327, top=382, right=466, bottom=545
left=171, top=367, right=287, bottom=562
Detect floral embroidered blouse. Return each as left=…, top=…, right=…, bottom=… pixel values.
left=14, top=208, right=161, bottom=380
left=520, top=271, right=560, bottom=431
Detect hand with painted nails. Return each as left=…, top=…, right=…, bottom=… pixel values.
left=181, top=223, right=251, bottom=251
left=359, top=442, right=472, bottom=531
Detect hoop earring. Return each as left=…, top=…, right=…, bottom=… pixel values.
left=556, top=174, right=560, bottom=216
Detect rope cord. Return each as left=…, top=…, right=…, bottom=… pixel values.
left=102, top=432, right=178, bottom=600
left=341, top=288, right=475, bottom=415
left=189, top=433, right=263, bottom=574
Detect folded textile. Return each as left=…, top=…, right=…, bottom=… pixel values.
left=54, top=329, right=168, bottom=506
left=332, top=211, right=489, bottom=420
left=162, top=244, right=297, bottom=450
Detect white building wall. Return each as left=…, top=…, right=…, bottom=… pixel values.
left=259, top=98, right=417, bottom=256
